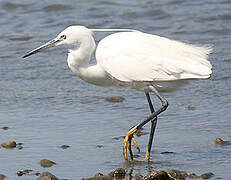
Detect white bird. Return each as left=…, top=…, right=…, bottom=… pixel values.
left=23, top=25, right=213, bottom=161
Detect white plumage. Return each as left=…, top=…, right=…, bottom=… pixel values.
left=96, top=31, right=212, bottom=83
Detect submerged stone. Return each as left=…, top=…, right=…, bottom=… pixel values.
left=60, top=145, right=70, bottom=149
left=188, top=173, right=201, bottom=178
left=37, top=172, right=59, bottom=180
left=201, top=172, right=214, bottom=179
left=17, top=169, right=33, bottom=176
left=135, top=173, right=144, bottom=180
left=40, top=159, right=56, bottom=168
left=143, top=170, right=169, bottom=180
left=105, top=96, right=125, bottom=102
left=187, top=105, right=196, bottom=110
left=215, top=138, right=231, bottom=145
left=109, top=168, right=126, bottom=179
left=83, top=176, right=111, bottom=180
left=1, top=140, right=16, bottom=149
left=167, top=169, right=185, bottom=180
left=17, top=171, right=24, bottom=176
left=1, top=126, right=9, bottom=130
left=17, top=145, right=23, bottom=150
left=0, top=174, right=6, bottom=180
left=82, top=173, right=111, bottom=180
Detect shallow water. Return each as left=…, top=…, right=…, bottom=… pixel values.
left=0, top=0, right=231, bottom=179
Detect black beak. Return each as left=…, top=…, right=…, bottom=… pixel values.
left=23, top=38, right=60, bottom=58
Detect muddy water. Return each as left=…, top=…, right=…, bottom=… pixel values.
left=0, top=0, right=231, bottom=179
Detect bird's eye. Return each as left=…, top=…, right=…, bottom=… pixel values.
left=60, top=35, right=66, bottom=40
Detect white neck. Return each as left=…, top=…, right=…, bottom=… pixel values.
left=67, top=33, right=112, bottom=86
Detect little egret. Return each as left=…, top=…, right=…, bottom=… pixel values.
left=23, top=26, right=213, bottom=161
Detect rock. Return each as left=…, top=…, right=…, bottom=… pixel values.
left=1, top=141, right=16, bottom=148
left=160, top=151, right=175, bottom=154
left=188, top=173, right=200, bottom=178
left=17, top=169, right=33, bottom=176
left=60, top=145, right=70, bottom=149
left=1, top=127, right=9, bottom=130
left=109, top=168, right=126, bottom=179
left=201, top=172, right=214, bottom=179
left=167, top=169, right=185, bottom=180
left=37, top=172, right=59, bottom=180
left=215, top=138, right=231, bottom=145
left=0, top=174, right=6, bottom=180
left=143, top=170, right=169, bottom=180
left=187, top=105, right=196, bottom=110
left=95, top=173, right=104, bottom=177
left=96, top=145, right=104, bottom=148
left=135, top=173, right=144, bottom=180
left=17, top=145, right=23, bottom=150
left=215, top=138, right=223, bottom=144
left=82, top=173, right=111, bottom=180
left=82, top=176, right=111, bottom=180
left=40, top=159, right=56, bottom=168
left=181, top=172, right=188, bottom=178
left=105, top=96, right=125, bottom=102
left=35, top=172, right=41, bottom=176
left=17, top=171, right=24, bottom=176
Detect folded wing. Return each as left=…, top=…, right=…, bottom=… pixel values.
left=96, top=31, right=212, bottom=82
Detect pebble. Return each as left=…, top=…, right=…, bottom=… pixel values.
left=215, top=138, right=231, bottom=145
left=105, top=96, right=125, bottom=102
left=17, top=171, right=24, bottom=176
left=187, top=105, right=196, bottom=110
left=0, top=174, right=6, bottom=180
left=201, top=172, right=214, bottom=179
left=167, top=169, right=185, bottom=180
left=160, top=151, right=175, bottom=154
left=109, top=168, right=126, bottom=179
left=60, top=145, right=70, bottom=149
left=1, top=141, right=16, bottom=149
left=37, top=172, right=59, bottom=180
left=96, top=145, right=104, bottom=148
left=81, top=168, right=216, bottom=180
left=188, top=173, right=201, bottom=178
left=144, top=170, right=170, bottom=180
left=17, top=169, right=33, bottom=176
left=135, top=173, right=143, bottom=180
left=35, top=172, right=41, bottom=176
left=17, top=145, right=23, bottom=150
left=1, top=127, right=9, bottom=130
left=40, top=159, right=56, bottom=168
left=82, top=172, right=111, bottom=180
left=82, top=176, right=111, bottom=180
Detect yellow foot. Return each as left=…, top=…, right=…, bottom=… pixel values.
left=123, top=126, right=140, bottom=160
left=145, top=150, right=150, bottom=162
left=131, top=136, right=140, bottom=152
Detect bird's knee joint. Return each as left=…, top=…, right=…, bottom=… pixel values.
left=162, top=100, right=168, bottom=110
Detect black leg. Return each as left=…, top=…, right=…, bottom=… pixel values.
left=123, top=85, right=168, bottom=160
left=145, top=92, right=157, bottom=161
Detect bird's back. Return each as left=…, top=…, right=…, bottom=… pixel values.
left=96, top=31, right=212, bottom=84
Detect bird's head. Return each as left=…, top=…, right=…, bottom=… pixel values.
left=23, top=25, right=93, bottom=58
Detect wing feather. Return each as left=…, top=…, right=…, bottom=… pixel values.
left=96, top=31, right=212, bottom=82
